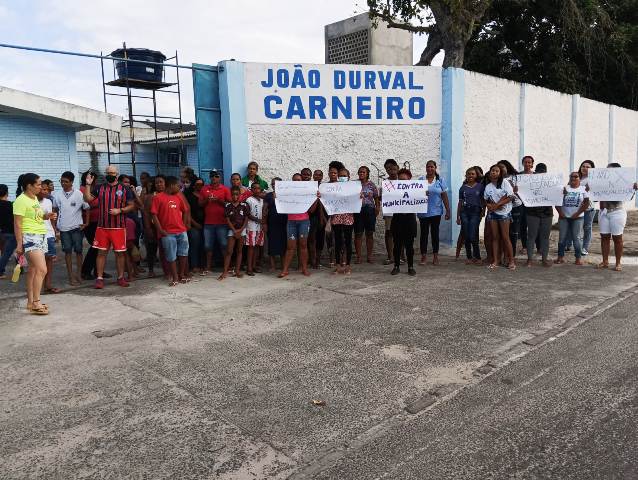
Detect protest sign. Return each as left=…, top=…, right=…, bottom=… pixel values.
left=587, top=168, right=636, bottom=202
left=381, top=180, right=428, bottom=214
left=319, top=181, right=362, bottom=215
left=274, top=181, right=318, bottom=214
left=515, top=173, right=564, bottom=207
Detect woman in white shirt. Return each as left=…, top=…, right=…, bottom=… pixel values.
left=555, top=172, right=590, bottom=265
left=484, top=165, right=515, bottom=271
left=598, top=162, right=638, bottom=271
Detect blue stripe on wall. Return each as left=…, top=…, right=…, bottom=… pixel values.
left=218, top=60, right=249, bottom=186
left=440, top=68, right=465, bottom=246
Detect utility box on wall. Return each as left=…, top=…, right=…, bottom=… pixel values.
left=325, top=12, right=413, bottom=66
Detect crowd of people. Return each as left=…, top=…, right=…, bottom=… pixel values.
left=1, top=156, right=635, bottom=315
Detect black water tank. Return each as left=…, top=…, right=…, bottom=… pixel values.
left=111, top=48, right=166, bottom=83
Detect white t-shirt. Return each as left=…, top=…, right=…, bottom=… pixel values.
left=245, top=196, right=263, bottom=232
left=484, top=181, right=514, bottom=215
left=39, top=198, right=55, bottom=239
left=562, top=186, right=589, bottom=218
left=51, top=189, right=89, bottom=232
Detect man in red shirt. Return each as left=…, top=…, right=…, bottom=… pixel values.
left=198, top=169, right=230, bottom=274
left=83, top=165, right=135, bottom=289
left=151, top=176, right=191, bottom=286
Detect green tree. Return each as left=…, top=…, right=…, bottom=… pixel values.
left=367, top=0, right=492, bottom=67
left=464, top=0, right=638, bottom=109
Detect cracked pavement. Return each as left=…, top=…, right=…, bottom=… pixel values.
left=1, top=257, right=637, bottom=478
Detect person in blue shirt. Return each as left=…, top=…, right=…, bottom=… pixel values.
left=418, top=160, right=451, bottom=266
left=456, top=167, right=485, bottom=264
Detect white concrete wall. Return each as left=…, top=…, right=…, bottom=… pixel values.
left=614, top=106, right=638, bottom=168
left=462, top=71, right=638, bottom=214
left=247, top=124, right=440, bottom=183
left=462, top=72, right=520, bottom=175
left=575, top=97, right=609, bottom=168
left=523, top=85, right=573, bottom=174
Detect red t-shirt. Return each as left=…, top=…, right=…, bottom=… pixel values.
left=238, top=188, right=252, bottom=202
left=151, top=192, right=188, bottom=234
left=200, top=184, right=230, bottom=225
left=80, top=185, right=102, bottom=224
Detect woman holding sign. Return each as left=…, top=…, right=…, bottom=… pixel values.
left=278, top=173, right=319, bottom=278
left=484, top=165, right=515, bottom=270
left=418, top=160, right=451, bottom=266
left=555, top=172, right=590, bottom=265
left=525, top=163, right=553, bottom=267
left=597, top=163, right=637, bottom=271
left=390, top=168, right=417, bottom=276
left=332, top=168, right=356, bottom=274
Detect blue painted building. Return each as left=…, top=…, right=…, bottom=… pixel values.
left=0, top=85, right=121, bottom=198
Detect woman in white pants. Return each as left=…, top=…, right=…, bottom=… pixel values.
left=598, top=163, right=637, bottom=271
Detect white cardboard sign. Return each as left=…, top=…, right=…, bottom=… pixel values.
left=319, top=181, right=362, bottom=215
left=274, top=181, right=318, bottom=214
left=515, top=173, right=565, bottom=207
left=381, top=180, right=428, bottom=214
left=587, top=168, right=636, bottom=202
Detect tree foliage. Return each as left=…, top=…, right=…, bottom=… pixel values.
left=464, top=0, right=638, bottom=109
left=367, top=1, right=492, bottom=67
left=368, top=0, right=637, bottom=109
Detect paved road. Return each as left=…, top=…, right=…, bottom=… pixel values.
left=310, top=290, right=638, bottom=479
left=1, top=258, right=637, bottom=479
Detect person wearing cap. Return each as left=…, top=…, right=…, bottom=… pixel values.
left=199, top=169, right=231, bottom=275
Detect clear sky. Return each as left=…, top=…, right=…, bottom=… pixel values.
left=0, top=0, right=437, bottom=121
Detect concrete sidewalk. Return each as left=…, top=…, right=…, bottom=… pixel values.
left=1, top=253, right=637, bottom=478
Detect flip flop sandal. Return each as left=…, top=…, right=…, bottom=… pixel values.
left=278, top=272, right=289, bottom=278
left=44, top=287, right=62, bottom=294
left=29, top=305, right=49, bottom=315
left=200, top=271, right=209, bottom=276
left=168, top=281, right=178, bottom=287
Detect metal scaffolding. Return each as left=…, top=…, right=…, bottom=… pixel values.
left=100, top=42, right=185, bottom=179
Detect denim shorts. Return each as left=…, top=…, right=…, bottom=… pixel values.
left=60, top=228, right=84, bottom=254
left=45, top=237, right=57, bottom=257
left=161, top=231, right=189, bottom=262
left=23, top=233, right=47, bottom=254
left=287, top=219, right=310, bottom=240
left=487, top=212, right=512, bottom=222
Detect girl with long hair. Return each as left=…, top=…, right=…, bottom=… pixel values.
left=484, top=165, right=515, bottom=270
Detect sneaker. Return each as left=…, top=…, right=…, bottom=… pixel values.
left=117, top=277, right=130, bottom=288
left=94, top=278, right=104, bottom=289
left=582, top=249, right=589, bottom=256
left=408, top=268, right=416, bottom=276
left=383, top=259, right=393, bottom=265
left=391, top=267, right=400, bottom=275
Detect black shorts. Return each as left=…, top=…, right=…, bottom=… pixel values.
left=354, top=205, right=377, bottom=234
